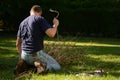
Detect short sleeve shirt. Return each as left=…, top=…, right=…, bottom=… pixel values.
left=17, top=15, right=51, bottom=54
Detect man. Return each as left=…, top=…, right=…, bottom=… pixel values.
left=16, top=5, right=61, bottom=74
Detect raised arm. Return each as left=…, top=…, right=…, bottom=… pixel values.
left=45, top=18, right=59, bottom=38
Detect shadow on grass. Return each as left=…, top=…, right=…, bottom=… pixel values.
left=0, top=43, right=18, bottom=79
left=0, top=56, right=18, bottom=79
left=0, top=47, right=17, bottom=58
left=81, top=56, right=120, bottom=78
left=86, top=46, right=120, bottom=56
left=0, top=42, right=15, bottom=48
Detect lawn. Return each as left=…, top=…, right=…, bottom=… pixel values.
left=0, top=34, right=120, bottom=80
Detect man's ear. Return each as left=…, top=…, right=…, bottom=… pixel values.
left=40, top=11, right=42, bottom=15
left=38, top=11, right=42, bottom=16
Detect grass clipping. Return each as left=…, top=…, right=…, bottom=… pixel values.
left=44, top=38, right=86, bottom=65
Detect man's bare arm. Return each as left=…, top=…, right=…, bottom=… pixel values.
left=45, top=18, right=59, bottom=38
left=16, top=37, right=22, bottom=54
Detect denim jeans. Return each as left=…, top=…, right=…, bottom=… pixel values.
left=21, top=50, right=61, bottom=71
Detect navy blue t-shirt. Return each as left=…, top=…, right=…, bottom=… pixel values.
left=17, top=15, right=51, bottom=54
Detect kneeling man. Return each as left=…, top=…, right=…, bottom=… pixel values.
left=15, top=5, right=61, bottom=74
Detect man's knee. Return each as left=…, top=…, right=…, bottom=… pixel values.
left=55, top=64, right=61, bottom=70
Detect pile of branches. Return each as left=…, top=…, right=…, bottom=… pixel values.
left=44, top=38, right=87, bottom=65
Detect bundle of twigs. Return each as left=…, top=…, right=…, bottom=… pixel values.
left=44, top=37, right=87, bottom=65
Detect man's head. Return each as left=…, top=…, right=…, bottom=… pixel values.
left=30, top=5, right=42, bottom=16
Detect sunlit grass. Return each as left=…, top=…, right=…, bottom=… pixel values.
left=45, top=41, right=120, bottom=47
left=25, top=72, right=120, bottom=80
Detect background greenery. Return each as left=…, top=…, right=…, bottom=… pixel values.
left=0, top=0, right=120, bottom=37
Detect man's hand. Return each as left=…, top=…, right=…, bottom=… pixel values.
left=16, top=37, right=22, bottom=55
left=53, top=18, right=59, bottom=28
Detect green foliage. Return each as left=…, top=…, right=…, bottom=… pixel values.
left=0, top=0, right=120, bottom=37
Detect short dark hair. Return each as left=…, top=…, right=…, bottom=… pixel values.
left=31, top=5, right=42, bottom=12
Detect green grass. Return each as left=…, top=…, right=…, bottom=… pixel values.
left=0, top=35, right=120, bottom=80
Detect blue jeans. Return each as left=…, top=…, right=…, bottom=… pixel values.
left=21, top=50, right=61, bottom=71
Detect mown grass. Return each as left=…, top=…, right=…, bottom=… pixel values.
left=0, top=34, right=120, bottom=80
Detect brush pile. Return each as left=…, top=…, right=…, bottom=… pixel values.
left=44, top=37, right=87, bottom=65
